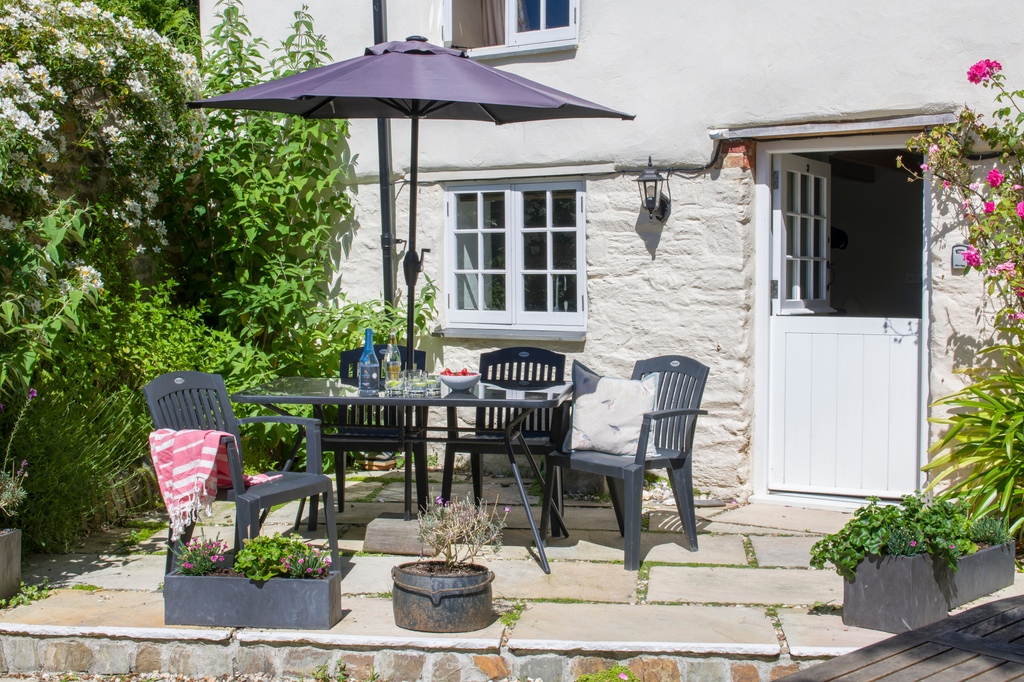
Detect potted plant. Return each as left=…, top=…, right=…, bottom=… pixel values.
left=0, top=390, right=33, bottom=601
left=163, top=533, right=341, bottom=629
left=391, top=495, right=507, bottom=633
left=810, top=493, right=1016, bottom=633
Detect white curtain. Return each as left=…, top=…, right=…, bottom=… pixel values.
left=482, top=0, right=504, bottom=46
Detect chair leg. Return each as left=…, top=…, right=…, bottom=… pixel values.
left=551, top=466, right=567, bottom=538
left=335, top=449, right=347, bottom=511
left=540, top=459, right=556, bottom=541
left=307, top=493, right=320, bottom=532
left=322, top=486, right=340, bottom=570
left=667, top=456, right=698, bottom=551
left=471, top=452, right=484, bottom=504
left=607, top=477, right=625, bottom=536
left=623, top=469, right=644, bottom=571
left=236, top=499, right=255, bottom=551
left=441, top=444, right=456, bottom=502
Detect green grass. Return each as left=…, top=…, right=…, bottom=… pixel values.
left=71, top=584, right=101, bottom=591
left=743, top=535, right=759, bottom=567
left=497, top=599, right=526, bottom=627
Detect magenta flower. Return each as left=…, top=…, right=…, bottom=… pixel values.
left=928, top=144, right=939, bottom=155
left=909, top=540, right=917, bottom=547
left=984, top=201, right=996, bottom=214
left=996, top=261, right=1016, bottom=275
left=963, top=245, right=982, bottom=267
left=618, top=674, right=629, bottom=681
left=27, top=388, right=36, bottom=399
left=943, top=180, right=951, bottom=189
left=968, top=59, right=1002, bottom=84
left=988, top=168, right=1005, bottom=187
left=1017, top=202, right=1024, bottom=220
left=920, top=163, right=930, bottom=172
left=1011, top=312, right=1024, bottom=321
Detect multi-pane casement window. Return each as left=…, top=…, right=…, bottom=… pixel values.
left=443, top=0, right=579, bottom=55
left=445, top=181, right=586, bottom=332
left=775, top=155, right=834, bottom=314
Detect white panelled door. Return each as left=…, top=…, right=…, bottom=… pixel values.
left=767, top=155, right=921, bottom=498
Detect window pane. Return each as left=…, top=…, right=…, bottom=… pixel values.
left=523, top=274, right=547, bottom=311
left=813, top=219, right=825, bottom=258
left=787, top=171, right=796, bottom=212
left=801, top=217, right=812, bottom=256
left=482, top=233, right=505, bottom=270
left=552, top=231, right=576, bottom=269
left=482, top=192, right=504, bottom=229
left=786, top=215, right=796, bottom=256
left=800, top=174, right=810, bottom=214
left=456, top=194, right=477, bottom=230
left=552, top=189, right=576, bottom=227
left=455, top=233, right=478, bottom=269
left=483, top=274, right=506, bottom=311
left=813, top=261, right=824, bottom=300
left=787, top=261, right=799, bottom=300
left=546, top=0, right=570, bottom=28
left=456, top=274, right=478, bottom=310
left=523, top=190, right=547, bottom=228
left=813, top=177, right=825, bottom=217
left=553, top=274, right=576, bottom=312
left=517, top=0, right=540, bottom=32
left=523, top=232, right=547, bottom=270
left=802, top=261, right=813, bottom=300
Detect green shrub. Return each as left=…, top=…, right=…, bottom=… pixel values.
left=576, top=665, right=637, bottom=682
left=233, top=534, right=330, bottom=581
left=970, top=516, right=1012, bottom=546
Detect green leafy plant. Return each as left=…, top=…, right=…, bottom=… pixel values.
left=418, top=495, right=508, bottom=570
left=176, top=536, right=230, bottom=576
left=575, top=665, right=637, bottom=682
left=0, top=580, right=50, bottom=609
left=234, top=533, right=331, bottom=581
left=810, top=493, right=980, bottom=581
left=970, top=516, right=1012, bottom=546
left=924, top=343, right=1024, bottom=540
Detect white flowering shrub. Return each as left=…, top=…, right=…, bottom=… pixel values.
left=0, top=0, right=205, bottom=396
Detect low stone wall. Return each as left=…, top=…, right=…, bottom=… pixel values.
left=0, top=625, right=825, bottom=681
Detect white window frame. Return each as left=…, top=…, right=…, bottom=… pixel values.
left=444, top=179, right=587, bottom=332
left=442, top=0, right=579, bottom=58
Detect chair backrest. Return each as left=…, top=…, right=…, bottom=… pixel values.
left=339, top=345, right=427, bottom=386
left=142, top=371, right=245, bottom=492
left=631, top=356, right=709, bottom=455
left=476, top=347, right=566, bottom=438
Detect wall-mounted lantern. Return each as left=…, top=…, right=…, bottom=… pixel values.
left=636, top=156, right=672, bottom=222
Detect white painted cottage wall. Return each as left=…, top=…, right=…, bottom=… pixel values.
left=199, top=0, right=1023, bottom=499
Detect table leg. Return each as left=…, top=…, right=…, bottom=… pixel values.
left=401, top=406, right=413, bottom=522
left=513, top=427, right=568, bottom=538
left=415, top=406, right=430, bottom=513
left=503, top=412, right=551, bottom=574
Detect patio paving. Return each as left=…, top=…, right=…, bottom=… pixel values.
left=3, top=472, right=1021, bottom=680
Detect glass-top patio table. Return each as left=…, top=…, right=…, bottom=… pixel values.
left=232, top=377, right=573, bottom=573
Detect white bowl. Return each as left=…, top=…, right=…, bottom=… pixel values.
left=440, top=373, right=481, bottom=391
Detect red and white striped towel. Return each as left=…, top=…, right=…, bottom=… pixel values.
left=149, top=429, right=281, bottom=540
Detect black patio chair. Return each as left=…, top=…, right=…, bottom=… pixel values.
left=540, top=355, right=709, bottom=570
left=143, top=371, right=339, bottom=574
left=440, top=347, right=567, bottom=512
left=320, top=344, right=426, bottom=510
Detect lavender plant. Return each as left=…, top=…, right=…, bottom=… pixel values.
left=418, top=495, right=508, bottom=570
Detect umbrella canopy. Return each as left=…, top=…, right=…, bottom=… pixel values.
left=189, top=37, right=633, bottom=363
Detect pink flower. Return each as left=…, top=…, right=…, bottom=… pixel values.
left=989, top=168, right=1005, bottom=187
left=27, top=388, right=36, bottom=399
left=618, top=674, right=629, bottom=681
left=504, top=506, right=511, bottom=513
left=1017, top=202, right=1024, bottom=219
left=928, top=144, right=939, bottom=154
left=1014, top=185, right=1023, bottom=191
left=984, top=201, right=996, bottom=213
left=968, top=59, right=1002, bottom=84
left=1010, top=312, right=1024, bottom=321
left=920, top=163, right=930, bottom=172
left=943, top=180, right=951, bottom=189
left=1016, top=288, right=1024, bottom=297
left=996, top=261, right=1016, bottom=275
left=910, top=541, right=917, bottom=547
left=963, top=245, right=982, bottom=267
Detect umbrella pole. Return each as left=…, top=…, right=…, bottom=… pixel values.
left=403, top=116, right=420, bottom=369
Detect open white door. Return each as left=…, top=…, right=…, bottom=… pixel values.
left=768, top=153, right=921, bottom=499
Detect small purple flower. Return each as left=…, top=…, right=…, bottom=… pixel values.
left=183, top=562, right=193, bottom=569
left=0, top=403, right=4, bottom=412
left=504, top=506, right=511, bottom=513
left=435, top=495, right=446, bottom=505
left=950, top=544, right=955, bottom=550
left=27, top=388, right=36, bottom=399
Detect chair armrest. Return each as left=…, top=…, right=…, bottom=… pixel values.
left=644, top=408, right=708, bottom=421
left=237, top=416, right=323, bottom=475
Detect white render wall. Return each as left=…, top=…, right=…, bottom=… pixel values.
left=200, top=0, right=1024, bottom=499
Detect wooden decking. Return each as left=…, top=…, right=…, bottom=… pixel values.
left=783, top=594, right=1024, bottom=680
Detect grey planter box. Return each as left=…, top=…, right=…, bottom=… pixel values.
left=0, top=530, right=20, bottom=601
left=164, top=562, right=342, bottom=630
left=843, top=541, right=1016, bottom=634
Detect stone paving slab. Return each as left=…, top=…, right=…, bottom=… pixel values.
left=750, top=536, right=818, bottom=568
left=489, top=560, right=637, bottom=602
left=532, top=531, right=746, bottom=565
left=711, top=504, right=850, bottom=535
left=323, top=596, right=504, bottom=646
left=777, top=608, right=890, bottom=657
left=646, top=566, right=843, bottom=606
left=336, top=555, right=406, bottom=595
left=23, top=554, right=166, bottom=591
left=699, top=522, right=818, bottom=536
left=2, top=588, right=163, bottom=628
left=510, top=602, right=779, bottom=655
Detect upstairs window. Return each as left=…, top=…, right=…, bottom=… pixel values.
left=445, top=180, right=586, bottom=331
left=443, top=0, right=579, bottom=55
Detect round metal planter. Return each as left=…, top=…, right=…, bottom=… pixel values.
left=391, top=561, right=495, bottom=632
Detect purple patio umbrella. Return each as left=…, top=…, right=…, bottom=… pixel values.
left=189, top=36, right=633, bottom=362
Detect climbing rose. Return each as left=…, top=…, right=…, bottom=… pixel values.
left=984, top=201, right=996, bottom=213
left=968, top=59, right=1002, bottom=84
left=989, top=168, right=1005, bottom=187
left=1017, top=202, right=1024, bottom=219
left=963, top=245, right=982, bottom=267
left=996, top=261, right=1016, bottom=274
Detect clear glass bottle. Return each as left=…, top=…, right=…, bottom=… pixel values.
left=357, top=328, right=379, bottom=396
left=383, top=329, right=403, bottom=393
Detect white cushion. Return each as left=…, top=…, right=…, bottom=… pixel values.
left=567, top=361, right=659, bottom=456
